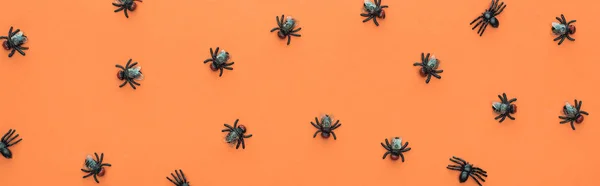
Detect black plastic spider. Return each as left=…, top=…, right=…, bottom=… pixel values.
left=0, top=26, right=28, bottom=57
left=492, top=93, right=517, bottom=123
left=380, top=137, right=411, bottom=162
left=361, top=0, right=388, bottom=26
left=270, top=14, right=302, bottom=45
left=0, top=129, right=23, bottom=159
left=470, top=0, right=506, bottom=36
left=413, top=52, right=443, bottom=84
left=559, top=99, right=589, bottom=130
left=310, top=115, right=341, bottom=140
left=115, top=59, right=143, bottom=89
left=222, top=119, right=253, bottom=149
left=447, top=156, right=488, bottom=186
left=167, top=169, right=190, bottom=186
left=552, top=14, right=576, bottom=45
left=112, top=0, right=142, bottom=18
left=203, top=47, right=234, bottom=77
left=81, top=152, right=112, bottom=183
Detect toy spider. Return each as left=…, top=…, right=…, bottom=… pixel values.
left=492, top=92, right=517, bottom=123
left=380, top=137, right=411, bottom=162
left=552, top=14, right=576, bottom=45
left=447, top=156, right=487, bottom=186
left=559, top=99, right=589, bottom=130
left=361, top=0, right=388, bottom=26
left=203, top=47, right=234, bottom=77
left=81, top=152, right=112, bottom=183
left=115, top=59, right=143, bottom=89
left=310, top=115, right=341, bottom=140
left=0, top=129, right=23, bottom=159
left=112, top=0, right=142, bottom=18
left=413, top=52, right=443, bottom=84
left=470, top=0, right=506, bottom=36
left=0, top=26, right=28, bottom=57
left=221, top=119, right=253, bottom=149
left=270, top=14, right=302, bottom=45
left=167, top=169, right=190, bottom=186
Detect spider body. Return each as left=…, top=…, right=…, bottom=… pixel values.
left=447, top=156, right=487, bottom=186
left=112, top=0, right=142, bottom=18
left=492, top=93, right=517, bottom=123
left=81, top=152, right=112, bottom=183
left=203, top=47, right=234, bottom=77
left=470, top=0, right=506, bottom=36
left=0, top=27, right=29, bottom=57
left=0, top=129, right=23, bottom=159
left=167, top=169, right=190, bottom=186
left=552, top=14, right=576, bottom=45
left=559, top=99, right=589, bottom=130
left=413, top=52, right=443, bottom=84
left=361, top=0, right=388, bottom=26
left=380, top=137, right=411, bottom=161
left=270, top=14, right=302, bottom=45
left=221, top=119, right=253, bottom=149
left=310, top=115, right=341, bottom=140
left=115, top=59, right=143, bottom=90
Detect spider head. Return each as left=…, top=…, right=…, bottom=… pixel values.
left=576, top=115, right=584, bottom=123
left=390, top=154, right=399, bottom=160
left=568, top=25, right=576, bottom=34
left=489, top=17, right=499, bottom=28
left=277, top=31, right=286, bottom=39
left=117, top=71, right=125, bottom=80
left=509, top=104, right=517, bottom=114
left=238, top=125, right=247, bottom=133
left=321, top=132, right=330, bottom=138
left=419, top=68, right=427, bottom=77
left=97, top=167, right=106, bottom=176
left=2, top=41, right=9, bottom=50
left=210, top=63, right=219, bottom=71
left=378, top=9, right=386, bottom=19
left=0, top=147, right=12, bottom=159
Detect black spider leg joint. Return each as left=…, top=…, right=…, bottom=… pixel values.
left=0, top=129, right=23, bottom=159
left=412, top=52, right=443, bottom=84
left=270, top=14, right=302, bottom=45
left=0, top=26, right=29, bottom=57
left=447, top=156, right=488, bottom=186
left=203, top=47, right=234, bottom=77
left=470, top=0, right=506, bottom=36
left=167, top=169, right=190, bottom=186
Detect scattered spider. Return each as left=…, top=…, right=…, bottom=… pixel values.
left=413, top=52, right=443, bottom=84
left=552, top=14, right=576, bottom=45
left=492, top=92, right=517, bottom=123
left=203, top=47, right=234, bottom=77
left=470, top=0, right=506, bottom=36
left=559, top=99, right=589, bottom=130
left=0, top=129, right=23, bottom=159
left=112, top=0, right=142, bottom=18
left=310, top=115, right=341, bottom=140
left=221, top=119, right=253, bottom=149
left=447, top=156, right=488, bottom=186
left=0, top=26, right=28, bottom=57
left=115, top=59, right=144, bottom=89
left=81, top=152, right=112, bottom=183
left=270, top=14, right=302, bottom=45
left=167, top=169, right=190, bottom=186
left=380, top=137, right=411, bottom=162
left=361, top=0, right=388, bottom=26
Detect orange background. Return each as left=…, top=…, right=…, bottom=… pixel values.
left=0, top=0, right=599, bottom=186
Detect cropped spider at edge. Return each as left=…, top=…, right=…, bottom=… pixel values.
left=203, top=47, right=234, bottom=77
left=222, top=119, right=253, bottom=149
left=552, top=14, right=576, bottom=45
left=0, top=26, right=29, bottom=58
left=559, top=99, right=588, bottom=130
left=311, top=115, right=341, bottom=140
left=113, top=0, right=142, bottom=18
left=116, top=59, right=144, bottom=90
left=270, top=14, right=302, bottom=45
left=470, top=0, right=506, bottom=36
left=381, top=137, right=411, bottom=162
left=167, top=169, right=190, bottom=186
left=492, top=92, right=517, bottom=123
left=1, top=129, right=23, bottom=159
left=413, top=52, right=443, bottom=84
left=81, top=152, right=112, bottom=183
left=361, top=0, right=388, bottom=26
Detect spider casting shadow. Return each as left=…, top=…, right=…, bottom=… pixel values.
left=559, top=99, right=588, bottom=130
left=203, top=47, right=234, bottom=77
left=113, top=0, right=143, bottom=18
left=492, top=92, right=517, bottom=123
left=0, top=26, right=28, bottom=57
left=270, top=14, right=302, bottom=45
left=470, top=0, right=506, bottom=36
left=361, top=0, right=388, bottom=26
left=81, top=152, right=112, bottom=183
left=116, top=59, right=144, bottom=90
left=552, top=14, right=576, bottom=45
left=0, top=129, right=23, bottom=159
left=413, top=52, right=443, bottom=84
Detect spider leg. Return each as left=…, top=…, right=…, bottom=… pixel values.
left=99, top=153, right=104, bottom=164
left=558, top=36, right=566, bottom=45
left=224, top=66, right=233, bottom=70
left=373, top=17, right=379, bottom=26
left=434, top=69, right=443, bottom=73
left=375, top=0, right=381, bottom=6
left=292, top=27, right=302, bottom=33
left=360, top=13, right=370, bottom=17
left=558, top=115, right=568, bottom=119
left=100, top=163, right=111, bottom=167
left=235, top=139, right=242, bottom=149
left=381, top=5, right=388, bottom=8
left=275, top=16, right=282, bottom=28
left=553, top=35, right=563, bottom=41
left=19, top=47, right=28, bottom=50
left=170, top=173, right=181, bottom=183
left=128, top=81, right=137, bottom=89
left=381, top=142, right=391, bottom=150
left=175, top=169, right=184, bottom=183
left=399, top=153, right=405, bottom=162
left=179, top=169, right=187, bottom=183
left=125, top=59, right=132, bottom=68
left=508, top=98, right=517, bottom=103
left=401, top=147, right=411, bottom=152
left=94, top=152, right=100, bottom=162
left=219, top=68, right=224, bottom=77
left=112, top=3, right=122, bottom=6
left=471, top=19, right=483, bottom=30
left=478, top=22, right=488, bottom=36
left=93, top=174, right=100, bottom=183
left=270, top=27, right=279, bottom=32
left=119, top=81, right=127, bottom=88
left=559, top=119, right=570, bottom=124
left=570, top=121, right=576, bottom=130
left=506, top=114, right=515, bottom=120
left=431, top=73, right=441, bottom=79
left=446, top=166, right=462, bottom=171
left=241, top=138, right=246, bottom=149
left=115, top=64, right=126, bottom=69
left=498, top=115, right=506, bottom=122
left=385, top=138, right=391, bottom=147
left=331, top=131, right=337, bottom=140
left=15, top=48, right=25, bottom=56
left=449, top=159, right=464, bottom=166
left=566, top=35, right=575, bottom=41
left=8, top=49, right=15, bottom=57
left=166, top=176, right=179, bottom=185
left=489, top=0, right=496, bottom=11
left=382, top=151, right=390, bottom=159
left=279, top=15, right=285, bottom=27
left=580, top=111, right=589, bottom=115
left=310, top=122, right=320, bottom=129
left=494, top=2, right=506, bottom=16
left=363, top=16, right=373, bottom=23
left=567, top=20, right=576, bottom=25
left=555, top=17, right=564, bottom=24
left=2, top=129, right=14, bottom=142
left=124, top=8, right=129, bottom=18
left=424, top=53, right=430, bottom=62
left=83, top=172, right=94, bottom=178
left=204, top=58, right=213, bottom=63
left=81, top=169, right=91, bottom=173
left=114, top=6, right=125, bottom=12
left=575, top=99, right=580, bottom=109
left=287, top=35, right=291, bottom=45
left=425, top=74, right=432, bottom=84
left=561, top=14, right=567, bottom=24
left=129, top=62, right=138, bottom=67
left=313, top=130, right=322, bottom=138
left=221, top=129, right=231, bottom=132
left=332, top=123, right=341, bottom=130
left=469, top=174, right=483, bottom=186
left=447, top=165, right=461, bottom=168
left=452, top=156, right=467, bottom=165
left=130, top=79, right=141, bottom=85
left=0, top=36, right=6, bottom=39
left=413, top=62, right=423, bottom=66
left=243, top=134, right=252, bottom=138
left=290, top=33, right=301, bottom=37
left=8, top=26, right=13, bottom=37
left=233, top=119, right=239, bottom=128
left=474, top=169, right=488, bottom=177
